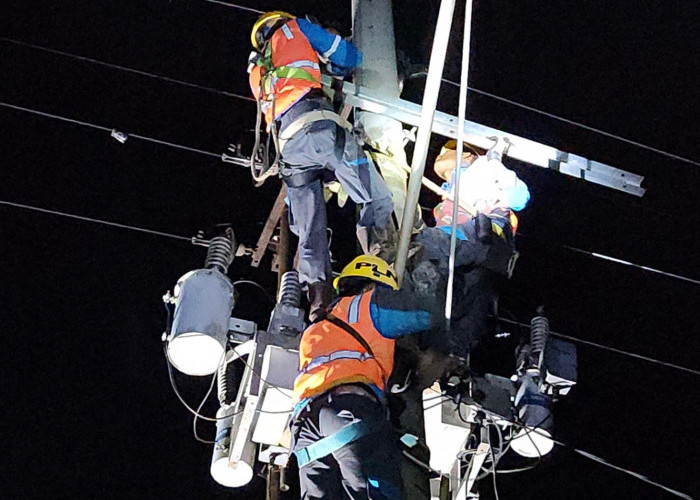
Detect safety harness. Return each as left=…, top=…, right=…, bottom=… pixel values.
left=250, top=40, right=352, bottom=187
left=294, top=311, right=384, bottom=468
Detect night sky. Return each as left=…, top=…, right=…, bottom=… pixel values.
left=2, top=1, right=699, bottom=499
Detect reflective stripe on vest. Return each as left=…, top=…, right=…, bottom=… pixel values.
left=302, top=349, right=373, bottom=373
left=248, top=19, right=322, bottom=124
left=293, top=290, right=395, bottom=402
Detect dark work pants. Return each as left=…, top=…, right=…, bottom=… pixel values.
left=291, top=389, right=403, bottom=500
left=279, top=97, right=394, bottom=286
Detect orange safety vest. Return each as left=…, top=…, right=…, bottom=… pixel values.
left=249, top=19, right=322, bottom=125
left=293, top=290, right=395, bottom=402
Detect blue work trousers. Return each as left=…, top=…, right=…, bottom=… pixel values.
left=279, top=98, right=393, bottom=285
left=291, top=387, right=403, bottom=500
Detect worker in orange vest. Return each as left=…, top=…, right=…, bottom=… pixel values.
left=248, top=12, right=394, bottom=321
left=290, top=255, right=437, bottom=499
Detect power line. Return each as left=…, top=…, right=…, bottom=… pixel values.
left=0, top=37, right=255, bottom=103
left=0, top=200, right=192, bottom=242
left=3, top=99, right=697, bottom=291
left=517, top=231, right=700, bottom=287
left=3, top=194, right=698, bottom=378
left=496, top=317, right=700, bottom=376
left=6, top=36, right=696, bottom=172
left=436, top=76, right=700, bottom=168
left=199, top=0, right=263, bottom=14
left=0, top=101, right=222, bottom=159
left=561, top=244, right=700, bottom=286
left=507, top=422, right=694, bottom=500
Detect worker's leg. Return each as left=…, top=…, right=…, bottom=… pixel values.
left=319, top=392, right=403, bottom=500
left=284, top=177, right=334, bottom=320
left=330, top=130, right=395, bottom=259
left=291, top=410, right=345, bottom=500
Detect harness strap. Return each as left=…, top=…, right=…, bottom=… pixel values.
left=295, top=418, right=383, bottom=467
left=322, top=312, right=375, bottom=359
left=278, top=109, right=352, bottom=153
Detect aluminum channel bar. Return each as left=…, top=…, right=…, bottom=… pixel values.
left=323, top=75, right=645, bottom=196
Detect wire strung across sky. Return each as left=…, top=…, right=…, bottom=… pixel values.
left=496, top=317, right=700, bottom=376
left=4, top=99, right=698, bottom=289
left=199, top=0, right=263, bottom=14
left=3, top=35, right=697, bottom=169
left=0, top=37, right=255, bottom=102
left=2, top=198, right=697, bottom=379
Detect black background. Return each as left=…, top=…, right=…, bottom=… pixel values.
left=1, top=1, right=698, bottom=498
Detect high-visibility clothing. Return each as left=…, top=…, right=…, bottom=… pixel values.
left=293, top=291, right=395, bottom=402
left=249, top=19, right=322, bottom=124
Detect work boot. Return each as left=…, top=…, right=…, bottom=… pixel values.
left=307, top=281, right=334, bottom=322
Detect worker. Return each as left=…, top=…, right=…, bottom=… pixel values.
left=290, top=255, right=438, bottom=500
left=248, top=11, right=395, bottom=321
left=406, top=140, right=531, bottom=379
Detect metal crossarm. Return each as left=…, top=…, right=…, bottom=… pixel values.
left=322, top=75, right=645, bottom=196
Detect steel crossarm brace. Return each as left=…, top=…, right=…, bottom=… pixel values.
left=322, top=76, right=645, bottom=196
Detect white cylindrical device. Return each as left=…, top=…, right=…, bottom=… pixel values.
left=168, top=269, right=234, bottom=376
left=210, top=407, right=255, bottom=487
left=510, top=373, right=554, bottom=458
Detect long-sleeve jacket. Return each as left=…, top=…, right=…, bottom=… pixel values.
left=248, top=18, right=362, bottom=124
left=293, top=285, right=432, bottom=405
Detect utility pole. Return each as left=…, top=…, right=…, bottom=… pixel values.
left=352, top=3, right=431, bottom=498
left=352, top=0, right=411, bottom=226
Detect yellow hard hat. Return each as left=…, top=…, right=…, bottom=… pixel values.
left=333, top=255, right=399, bottom=291
left=250, top=11, right=295, bottom=51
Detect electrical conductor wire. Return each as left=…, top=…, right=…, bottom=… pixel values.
left=0, top=37, right=255, bottom=102
left=496, top=317, right=700, bottom=376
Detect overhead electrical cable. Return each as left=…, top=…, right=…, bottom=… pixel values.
left=5, top=37, right=696, bottom=171
left=516, top=232, right=700, bottom=287
left=435, top=76, right=700, bottom=168
left=2, top=198, right=696, bottom=379
left=0, top=200, right=192, bottom=242
left=0, top=102, right=222, bottom=159
left=199, top=0, right=263, bottom=14
left=497, top=317, right=700, bottom=376
left=560, top=244, right=700, bottom=286
left=0, top=37, right=255, bottom=102
left=508, top=422, right=694, bottom=500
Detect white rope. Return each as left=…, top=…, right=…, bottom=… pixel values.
left=445, top=0, right=473, bottom=325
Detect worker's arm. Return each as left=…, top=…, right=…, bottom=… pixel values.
left=369, top=287, right=437, bottom=339
left=296, top=18, right=362, bottom=75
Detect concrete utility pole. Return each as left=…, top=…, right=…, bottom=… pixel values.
left=352, top=0, right=411, bottom=227
left=352, top=3, right=431, bottom=499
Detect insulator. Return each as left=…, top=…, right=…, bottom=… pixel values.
left=277, top=271, right=301, bottom=308
left=217, top=354, right=241, bottom=406
left=529, top=306, right=550, bottom=360
left=217, top=354, right=229, bottom=405
left=206, top=235, right=234, bottom=273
